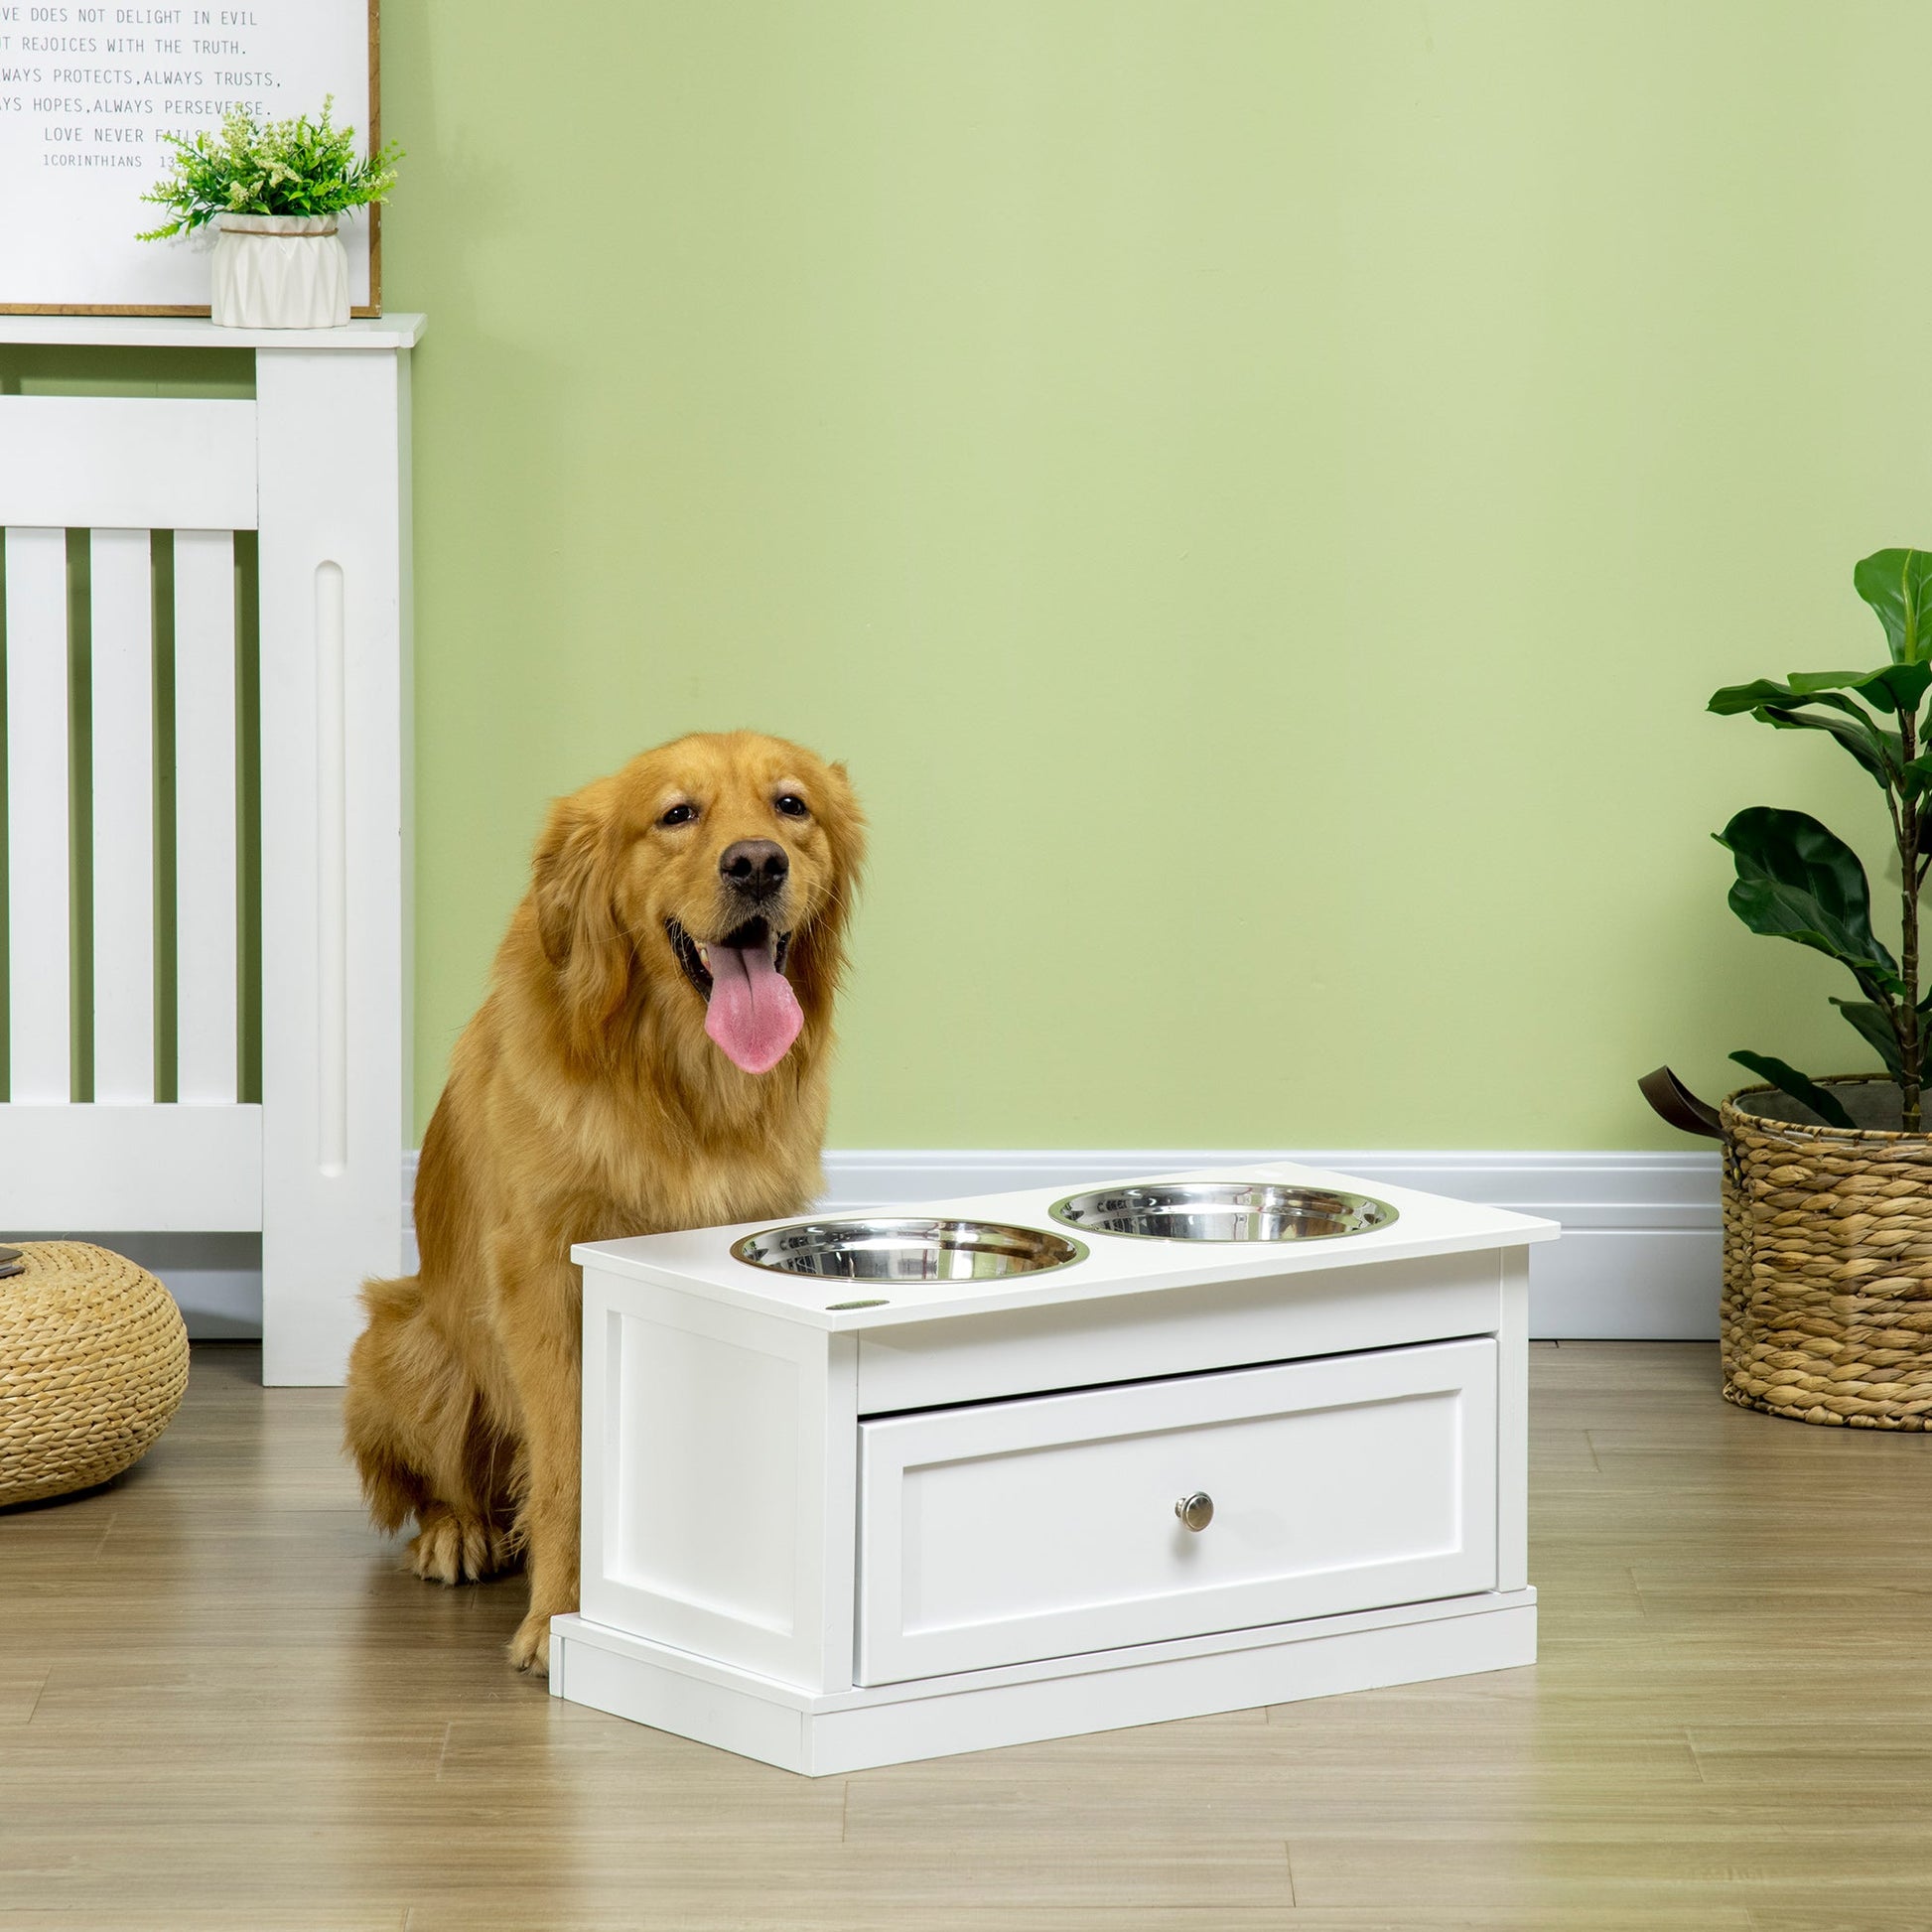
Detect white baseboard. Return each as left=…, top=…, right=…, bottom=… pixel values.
left=410, top=1145, right=1719, bottom=1343
left=816, top=1149, right=1721, bottom=1342
left=65, top=1146, right=1717, bottom=1342
left=2, top=1227, right=265, bottom=1338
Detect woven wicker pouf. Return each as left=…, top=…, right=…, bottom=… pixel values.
left=1722, top=1078, right=1932, bottom=1429
left=0, top=1241, right=190, bottom=1506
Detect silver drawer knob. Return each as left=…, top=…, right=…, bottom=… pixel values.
left=1175, top=1491, right=1214, bottom=1532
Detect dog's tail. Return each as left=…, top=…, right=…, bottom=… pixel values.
left=342, top=1273, right=433, bottom=1535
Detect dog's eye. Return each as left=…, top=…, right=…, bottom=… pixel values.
left=658, top=802, right=698, bottom=828
left=775, top=794, right=808, bottom=819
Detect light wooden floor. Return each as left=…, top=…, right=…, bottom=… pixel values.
left=2, top=1341, right=1927, bottom=1930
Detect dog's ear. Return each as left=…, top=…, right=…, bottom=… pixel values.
left=820, top=760, right=868, bottom=903
left=791, top=759, right=867, bottom=1014
left=530, top=783, right=631, bottom=1058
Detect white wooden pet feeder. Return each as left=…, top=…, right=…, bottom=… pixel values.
left=552, top=1165, right=1557, bottom=1774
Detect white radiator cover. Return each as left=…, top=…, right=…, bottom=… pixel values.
left=0, top=316, right=425, bottom=1387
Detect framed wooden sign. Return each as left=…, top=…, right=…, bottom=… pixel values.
left=0, top=0, right=379, bottom=314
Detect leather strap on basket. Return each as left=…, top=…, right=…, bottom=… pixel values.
left=1638, top=1066, right=1725, bottom=1141
left=0, top=1245, right=22, bottom=1281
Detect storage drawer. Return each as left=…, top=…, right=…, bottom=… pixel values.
left=856, top=1336, right=1496, bottom=1685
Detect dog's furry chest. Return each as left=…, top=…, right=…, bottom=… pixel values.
left=579, top=1123, right=816, bottom=1244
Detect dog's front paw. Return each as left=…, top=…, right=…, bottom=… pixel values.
left=407, top=1506, right=514, bottom=1586
left=509, top=1610, right=552, bottom=1677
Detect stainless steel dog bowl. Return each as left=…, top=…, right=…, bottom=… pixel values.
left=1048, top=1181, right=1398, bottom=1243
left=732, top=1217, right=1087, bottom=1283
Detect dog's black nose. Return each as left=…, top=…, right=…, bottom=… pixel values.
left=719, top=839, right=789, bottom=899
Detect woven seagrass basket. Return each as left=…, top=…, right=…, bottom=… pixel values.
left=1720, top=1077, right=1932, bottom=1429
left=0, top=1241, right=189, bottom=1506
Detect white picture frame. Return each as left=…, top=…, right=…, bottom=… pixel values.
left=0, top=0, right=380, bottom=315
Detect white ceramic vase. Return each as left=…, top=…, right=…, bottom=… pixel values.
left=209, top=213, right=350, bottom=329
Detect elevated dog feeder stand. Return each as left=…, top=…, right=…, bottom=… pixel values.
left=554, top=1164, right=1557, bottom=1774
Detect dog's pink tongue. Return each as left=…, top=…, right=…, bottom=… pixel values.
left=705, top=945, right=803, bottom=1074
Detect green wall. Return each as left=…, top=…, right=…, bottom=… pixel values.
left=373, top=2, right=1929, bottom=1149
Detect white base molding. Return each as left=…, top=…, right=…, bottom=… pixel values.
left=0, top=1229, right=265, bottom=1337
left=30, top=1147, right=1718, bottom=1344
left=549, top=1589, right=1538, bottom=1777
left=818, top=1150, right=1720, bottom=1341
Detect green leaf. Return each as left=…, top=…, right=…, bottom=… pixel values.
left=1728, top=1051, right=1859, bottom=1128
left=1855, top=549, right=1932, bottom=664
left=1711, top=676, right=1843, bottom=715
left=1709, top=676, right=1903, bottom=785
left=1901, top=751, right=1932, bottom=800
left=1714, top=806, right=1904, bottom=996
left=1787, top=662, right=1932, bottom=715
left=1710, top=680, right=1888, bottom=730
left=1756, top=707, right=1897, bottom=788
left=1831, top=998, right=1906, bottom=1077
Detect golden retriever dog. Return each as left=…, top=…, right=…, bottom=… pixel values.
left=343, top=731, right=865, bottom=1674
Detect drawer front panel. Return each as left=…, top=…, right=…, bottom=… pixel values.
left=855, top=1249, right=1502, bottom=1415
left=856, top=1337, right=1496, bottom=1685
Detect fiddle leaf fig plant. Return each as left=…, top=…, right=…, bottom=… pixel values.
left=1713, top=548, right=1932, bottom=1132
